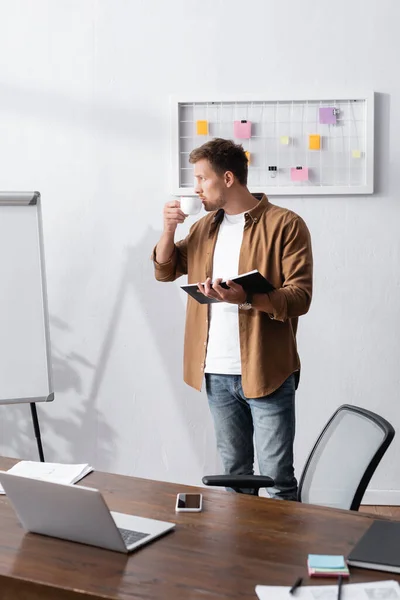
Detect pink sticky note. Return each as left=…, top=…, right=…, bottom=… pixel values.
left=319, top=107, right=337, bottom=125
left=234, top=120, right=252, bottom=139
left=291, top=167, right=309, bottom=182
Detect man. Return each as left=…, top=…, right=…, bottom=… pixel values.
left=153, top=138, right=313, bottom=500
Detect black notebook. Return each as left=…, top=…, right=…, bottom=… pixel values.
left=180, top=270, right=275, bottom=305
left=347, top=520, right=400, bottom=573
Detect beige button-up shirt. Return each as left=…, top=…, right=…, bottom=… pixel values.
left=153, top=195, right=313, bottom=398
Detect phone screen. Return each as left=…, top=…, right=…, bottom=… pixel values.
left=177, top=493, right=201, bottom=509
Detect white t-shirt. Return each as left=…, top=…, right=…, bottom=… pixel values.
left=204, top=212, right=245, bottom=375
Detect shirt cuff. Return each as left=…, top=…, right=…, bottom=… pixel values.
left=267, top=290, right=288, bottom=322
left=151, top=245, right=178, bottom=280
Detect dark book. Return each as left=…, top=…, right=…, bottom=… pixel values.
left=347, top=520, right=400, bottom=573
left=180, top=269, right=275, bottom=305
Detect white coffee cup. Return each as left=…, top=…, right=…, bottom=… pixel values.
left=180, top=196, right=202, bottom=215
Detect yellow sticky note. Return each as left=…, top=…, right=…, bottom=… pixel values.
left=197, top=120, right=208, bottom=135
left=280, top=136, right=289, bottom=145
left=245, top=151, right=250, bottom=164
left=352, top=149, right=362, bottom=158
left=309, top=135, right=321, bottom=150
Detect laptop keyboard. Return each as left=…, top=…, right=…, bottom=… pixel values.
left=118, top=527, right=149, bottom=547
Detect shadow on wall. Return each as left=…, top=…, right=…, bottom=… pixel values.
left=45, top=316, right=117, bottom=469
left=124, top=226, right=218, bottom=477
left=0, top=315, right=117, bottom=469
left=373, top=92, right=391, bottom=196
left=72, top=224, right=216, bottom=477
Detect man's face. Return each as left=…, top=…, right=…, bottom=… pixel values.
left=193, top=159, right=228, bottom=212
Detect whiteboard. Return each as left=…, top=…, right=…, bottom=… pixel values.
left=171, top=93, right=374, bottom=196
left=0, top=192, right=53, bottom=405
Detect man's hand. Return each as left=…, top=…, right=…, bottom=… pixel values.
left=163, top=200, right=186, bottom=233
left=197, top=278, right=247, bottom=305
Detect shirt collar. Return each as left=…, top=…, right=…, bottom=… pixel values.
left=210, top=194, right=269, bottom=234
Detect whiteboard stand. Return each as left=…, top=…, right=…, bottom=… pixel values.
left=0, top=192, right=54, bottom=462
left=30, top=403, right=45, bottom=461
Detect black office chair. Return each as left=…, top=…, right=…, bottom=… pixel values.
left=203, top=404, right=395, bottom=511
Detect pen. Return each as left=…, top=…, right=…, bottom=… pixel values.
left=337, top=575, right=343, bottom=600
left=289, top=577, right=303, bottom=595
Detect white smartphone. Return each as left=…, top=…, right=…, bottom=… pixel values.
left=175, top=492, right=203, bottom=512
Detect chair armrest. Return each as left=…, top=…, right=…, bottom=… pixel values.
left=202, top=474, right=275, bottom=489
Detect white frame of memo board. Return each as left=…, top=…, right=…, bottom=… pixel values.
left=170, top=93, right=374, bottom=196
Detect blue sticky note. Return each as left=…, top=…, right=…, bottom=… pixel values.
left=308, top=555, right=345, bottom=569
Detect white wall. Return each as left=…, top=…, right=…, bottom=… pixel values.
left=0, top=0, right=398, bottom=502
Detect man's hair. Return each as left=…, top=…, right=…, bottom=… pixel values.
left=189, top=138, right=248, bottom=186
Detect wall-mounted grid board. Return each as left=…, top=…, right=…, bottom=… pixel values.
left=170, top=94, right=374, bottom=196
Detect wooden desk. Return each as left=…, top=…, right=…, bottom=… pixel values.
left=0, top=456, right=397, bottom=600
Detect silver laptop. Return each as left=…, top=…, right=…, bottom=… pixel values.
left=0, top=472, right=175, bottom=553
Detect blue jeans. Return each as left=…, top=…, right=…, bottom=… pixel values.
left=205, top=373, right=297, bottom=500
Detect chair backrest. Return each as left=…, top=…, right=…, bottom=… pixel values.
left=298, top=404, right=395, bottom=511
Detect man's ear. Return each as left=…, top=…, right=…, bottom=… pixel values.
left=224, top=171, right=235, bottom=188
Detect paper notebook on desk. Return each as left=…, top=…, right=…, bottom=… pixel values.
left=256, top=580, right=400, bottom=600
left=347, top=520, right=400, bottom=573
left=0, top=461, right=93, bottom=494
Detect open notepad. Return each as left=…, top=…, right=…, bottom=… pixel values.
left=0, top=461, right=93, bottom=494
left=180, top=269, right=275, bottom=305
